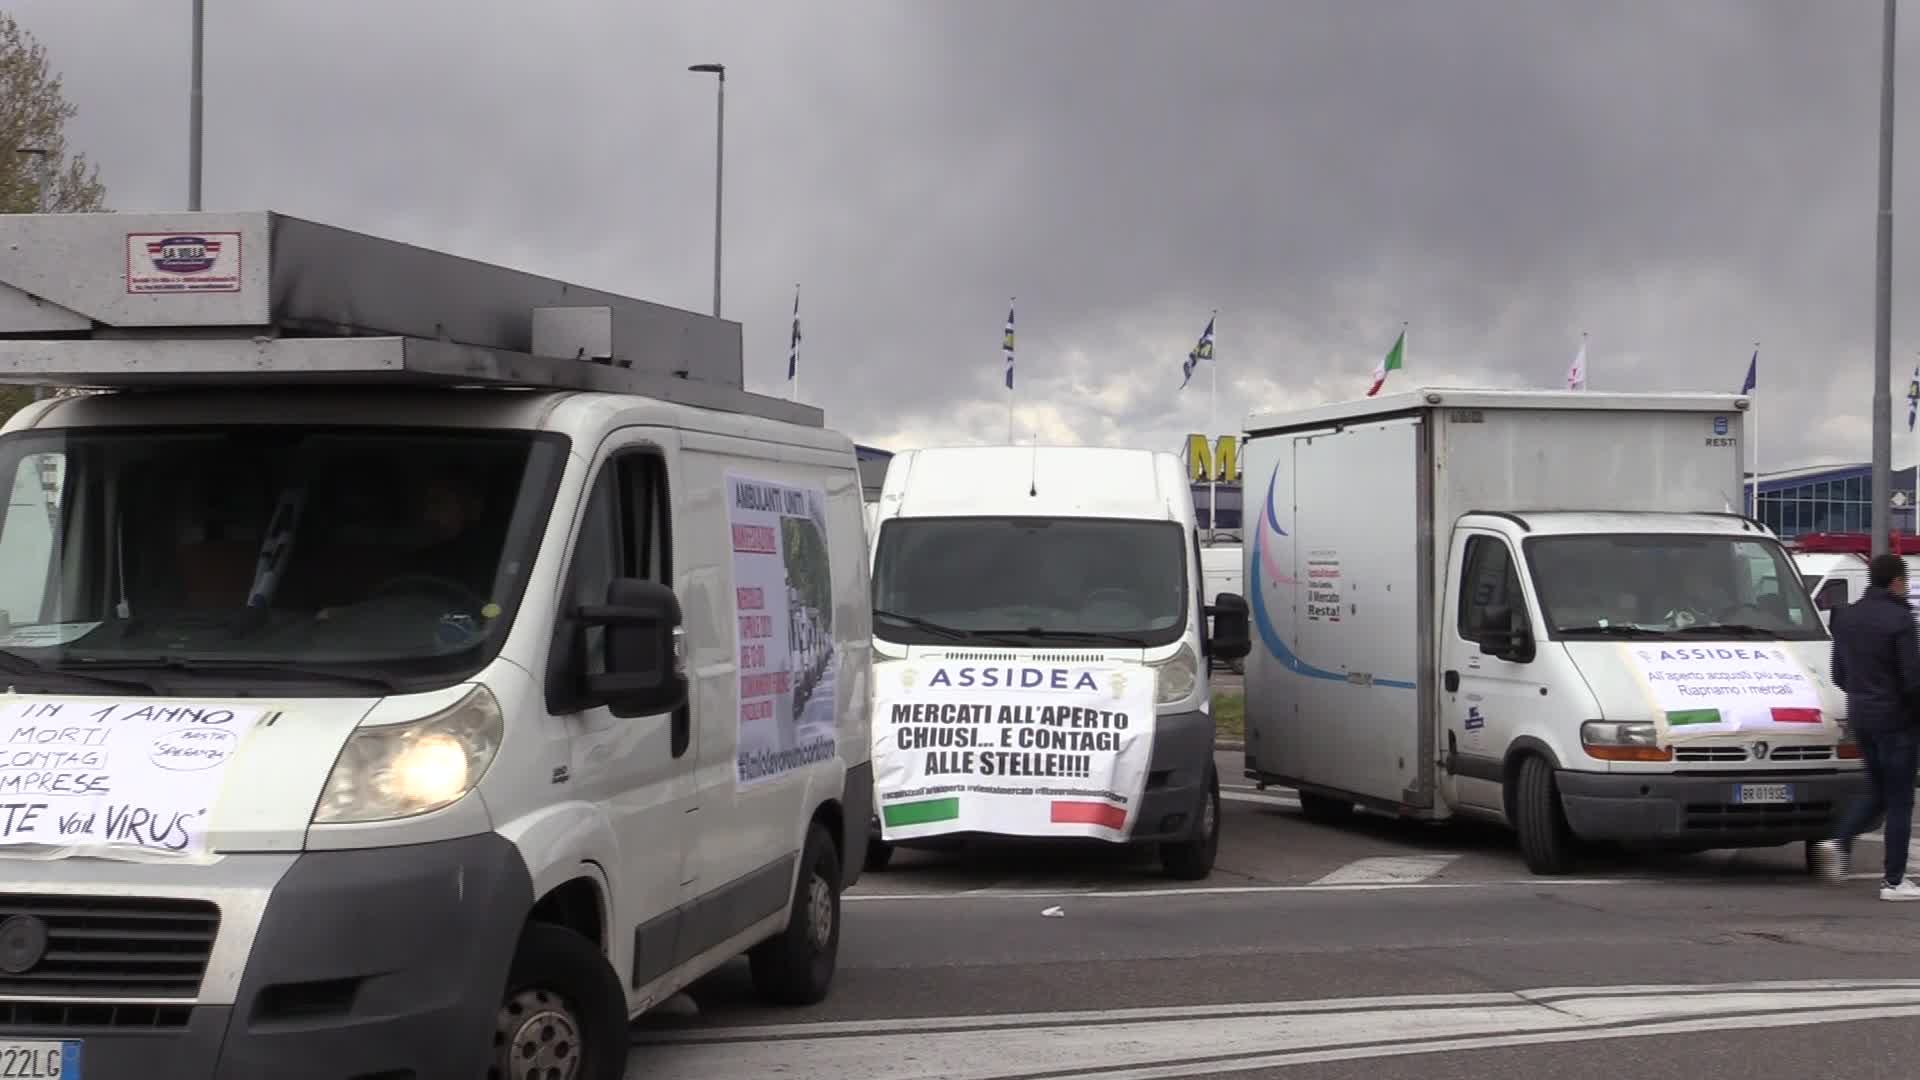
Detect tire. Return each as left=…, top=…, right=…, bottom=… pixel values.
left=749, top=821, right=842, bottom=1006
left=1513, top=755, right=1577, bottom=876
left=1159, top=767, right=1221, bottom=880
left=491, top=922, right=629, bottom=1080
left=864, top=837, right=895, bottom=872
left=1298, top=790, right=1355, bottom=825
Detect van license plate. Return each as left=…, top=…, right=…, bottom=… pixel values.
left=0, top=1042, right=77, bottom=1078
left=1735, top=783, right=1792, bottom=805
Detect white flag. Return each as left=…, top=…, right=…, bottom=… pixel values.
left=1566, top=338, right=1588, bottom=391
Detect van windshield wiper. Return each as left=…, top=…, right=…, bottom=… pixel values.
left=977, top=628, right=1155, bottom=646
left=1554, top=624, right=1665, bottom=637
left=59, top=656, right=398, bottom=694
left=1670, top=623, right=1778, bottom=639
left=872, top=610, right=974, bottom=641
left=0, top=649, right=161, bottom=693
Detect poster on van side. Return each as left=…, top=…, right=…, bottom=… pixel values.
left=1620, top=643, right=1836, bottom=743
left=871, top=662, right=1156, bottom=842
left=727, top=473, right=839, bottom=789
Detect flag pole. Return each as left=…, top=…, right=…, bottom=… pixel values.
left=788, top=284, right=801, bottom=403
left=1208, top=310, right=1219, bottom=543
left=1750, top=342, right=1760, bottom=516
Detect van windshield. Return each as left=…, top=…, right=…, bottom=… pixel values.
left=1524, top=533, right=1826, bottom=642
left=871, top=516, right=1188, bottom=648
left=0, top=425, right=567, bottom=692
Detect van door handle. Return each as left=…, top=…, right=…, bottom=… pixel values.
left=1443, top=670, right=1460, bottom=693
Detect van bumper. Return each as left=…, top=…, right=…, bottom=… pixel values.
left=0, top=832, right=533, bottom=1079
left=1555, top=769, right=1871, bottom=848
left=1128, top=708, right=1215, bottom=844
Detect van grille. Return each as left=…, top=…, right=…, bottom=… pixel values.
left=1684, top=800, right=1834, bottom=832
left=938, top=651, right=1114, bottom=662
left=0, top=895, right=219, bottom=999
left=1673, top=745, right=1834, bottom=764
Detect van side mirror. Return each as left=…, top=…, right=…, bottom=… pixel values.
left=1207, top=592, right=1252, bottom=661
left=579, top=577, right=688, bottom=715
left=1477, top=604, right=1535, bottom=663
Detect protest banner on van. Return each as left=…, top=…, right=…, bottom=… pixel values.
left=872, top=661, right=1156, bottom=841
left=0, top=698, right=261, bottom=857
left=1620, top=643, right=1835, bottom=742
left=728, top=473, right=839, bottom=789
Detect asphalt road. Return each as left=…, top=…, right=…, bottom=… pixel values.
left=626, top=751, right=1920, bottom=1079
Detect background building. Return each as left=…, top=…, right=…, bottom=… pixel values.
left=1183, top=433, right=1242, bottom=539
left=1751, top=463, right=1917, bottom=540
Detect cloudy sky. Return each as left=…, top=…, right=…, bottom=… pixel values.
left=11, top=0, right=1920, bottom=469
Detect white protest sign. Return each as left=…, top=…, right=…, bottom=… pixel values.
left=0, top=699, right=260, bottom=856
left=727, top=473, right=839, bottom=789
left=873, top=661, right=1157, bottom=842
left=1620, top=643, right=1833, bottom=743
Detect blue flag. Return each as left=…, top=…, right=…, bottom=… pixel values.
left=1907, top=365, right=1918, bottom=432
left=1003, top=304, right=1015, bottom=390
left=1180, top=314, right=1215, bottom=389
left=1740, top=349, right=1757, bottom=395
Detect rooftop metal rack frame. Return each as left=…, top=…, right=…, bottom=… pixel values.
left=0, top=210, right=822, bottom=427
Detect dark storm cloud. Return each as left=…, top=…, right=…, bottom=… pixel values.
left=8, top=0, right=1916, bottom=468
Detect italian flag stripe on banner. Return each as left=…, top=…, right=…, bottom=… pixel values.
left=1667, top=708, right=1722, bottom=726
left=1050, top=800, right=1127, bottom=830
left=883, top=797, right=961, bottom=828
left=1770, top=707, right=1822, bottom=724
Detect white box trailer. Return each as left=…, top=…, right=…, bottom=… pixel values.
left=1240, top=388, right=1866, bottom=875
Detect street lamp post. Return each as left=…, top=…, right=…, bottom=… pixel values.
left=688, top=63, right=725, bottom=318
left=189, top=0, right=204, bottom=211
left=1873, top=0, right=1897, bottom=556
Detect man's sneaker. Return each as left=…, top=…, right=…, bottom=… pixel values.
left=1879, top=880, right=1920, bottom=901
left=1810, top=839, right=1848, bottom=882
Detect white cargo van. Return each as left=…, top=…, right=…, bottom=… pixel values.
left=1241, top=388, right=1866, bottom=875
left=0, top=211, right=873, bottom=1079
left=1200, top=545, right=1244, bottom=673
left=1785, top=532, right=1920, bottom=628
left=864, top=446, right=1250, bottom=878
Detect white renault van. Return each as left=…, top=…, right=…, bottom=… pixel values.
left=1787, top=532, right=1920, bottom=628
left=0, top=211, right=874, bottom=1079
left=863, top=445, right=1250, bottom=878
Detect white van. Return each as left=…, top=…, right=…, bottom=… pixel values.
left=0, top=211, right=873, bottom=1079
left=863, top=445, right=1250, bottom=878
left=1786, top=532, right=1920, bottom=628
left=1200, top=545, right=1244, bottom=673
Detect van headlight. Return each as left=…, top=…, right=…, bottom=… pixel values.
left=313, top=685, right=504, bottom=824
left=1151, top=643, right=1199, bottom=705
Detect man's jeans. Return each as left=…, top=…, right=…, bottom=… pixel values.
left=1837, top=727, right=1920, bottom=884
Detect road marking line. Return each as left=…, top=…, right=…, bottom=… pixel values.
left=1311, top=854, right=1459, bottom=885
left=631, top=980, right=1920, bottom=1079
left=635, top=978, right=1920, bottom=1043
left=1220, top=791, right=1299, bottom=808
left=844, top=877, right=1646, bottom=902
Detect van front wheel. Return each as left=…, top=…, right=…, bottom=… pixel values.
left=1159, top=767, right=1221, bottom=880
left=492, top=922, right=629, bottom=1080
left=1513, top=755, right=1577, bottom=876
left=750, top=821, right=842, bottom=1005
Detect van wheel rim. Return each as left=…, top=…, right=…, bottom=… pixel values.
left=808, top=872, right=834, bottom=949
left=1202, top=789, right=1218, bottom=839
left=497, top=988, right=582, bottom=1080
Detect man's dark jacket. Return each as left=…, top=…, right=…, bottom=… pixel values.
left=1831, top=588, right=1920, bottom=734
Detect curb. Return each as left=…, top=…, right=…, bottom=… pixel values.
left=1215, top=739, right=1245, bottom=752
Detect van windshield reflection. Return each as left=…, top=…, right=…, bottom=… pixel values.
left=870, top=517, right=1188, bottom=649
left=1525, top=533, right=1826, bottom=642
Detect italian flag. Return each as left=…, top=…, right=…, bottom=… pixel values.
left=1667, top=707, right=1823, bottom=726
left=1367, top=329, right=1405, bottom=397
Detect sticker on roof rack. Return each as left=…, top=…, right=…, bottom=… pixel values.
left=125, top=231, right=242, bottom=294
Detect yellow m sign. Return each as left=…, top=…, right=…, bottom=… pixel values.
left=1185, top=434, right=1241, bottom=483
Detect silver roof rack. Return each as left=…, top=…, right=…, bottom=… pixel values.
left=0, top=210, right=821, bottom=427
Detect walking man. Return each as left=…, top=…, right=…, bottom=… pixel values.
left=1813, top=553, right=1920, bottom=899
